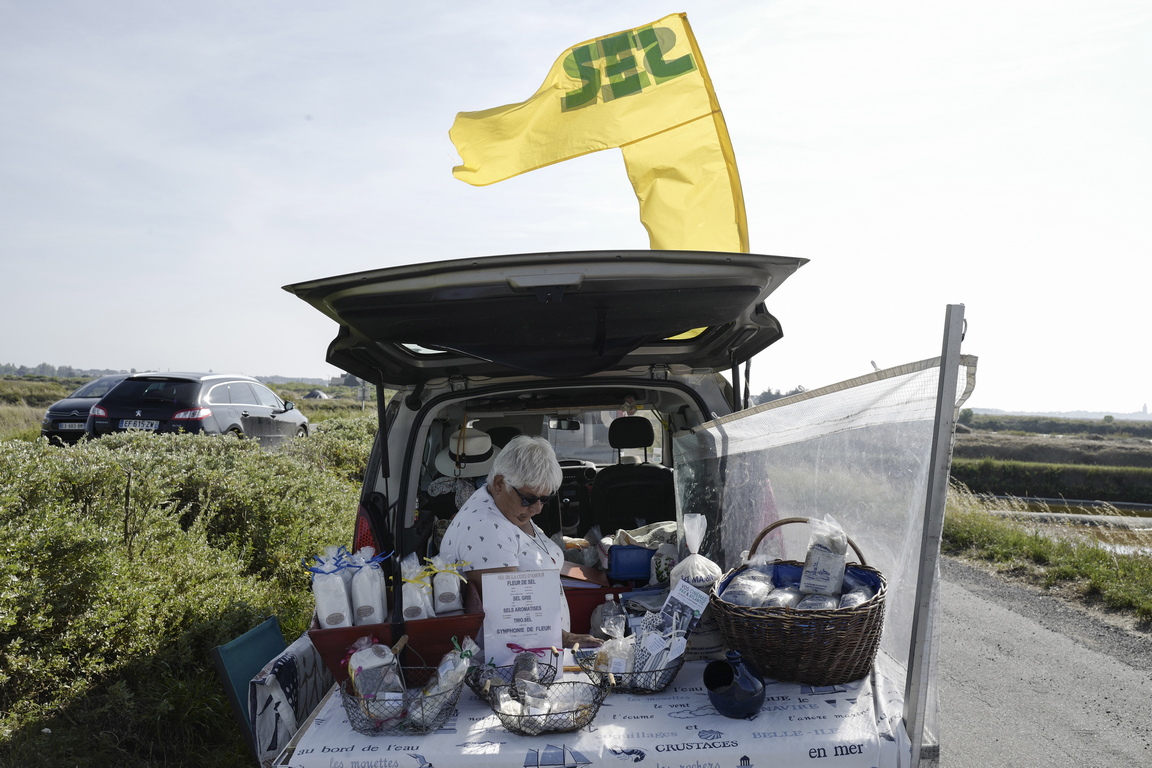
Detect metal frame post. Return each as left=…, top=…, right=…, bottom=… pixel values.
left=904, top=304, right=966, bottom=767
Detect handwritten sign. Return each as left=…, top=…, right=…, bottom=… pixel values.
left=481, top=570, right=563, bottom=666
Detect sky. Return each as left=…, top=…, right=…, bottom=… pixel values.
left=2, top=1, right=1150, bottom=414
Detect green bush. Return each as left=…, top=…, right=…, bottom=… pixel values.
left=294, top=398, right=377, bottom=422
left=282, top=416, right=376, bottom=484
left=0, top=431, right=363, bottom=767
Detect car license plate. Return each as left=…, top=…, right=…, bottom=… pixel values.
left=121, top=419, right=160, bottom=430
left=59, top=422, right=86, bottom=430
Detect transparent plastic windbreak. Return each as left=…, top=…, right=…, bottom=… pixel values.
left=673, top=355, right=976, bottom=764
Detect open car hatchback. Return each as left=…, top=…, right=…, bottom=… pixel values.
left=285, top=249, right=806, bottom=561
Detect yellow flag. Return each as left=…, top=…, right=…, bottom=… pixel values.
left=449, top=13, right=748, bottom=252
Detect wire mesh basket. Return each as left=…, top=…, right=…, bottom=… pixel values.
left=573, top=649, right=685, bottom=694
left=488, top=680, right=608, bottom=736
left=340, top=657, right=464, bottom=735
left=465, top=651, right=560, bottom=701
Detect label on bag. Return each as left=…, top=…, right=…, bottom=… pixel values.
left=799, top=544, right=847, bottom=596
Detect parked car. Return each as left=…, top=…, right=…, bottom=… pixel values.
left=86, top=372, right=308, bottom=444
left=41, top=373, right=130, bottom=444
left=284, top=249, right=806, bottom=554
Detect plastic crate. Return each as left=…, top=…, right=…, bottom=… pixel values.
left=309, top=583, right=483, bottom=684
left=607, top=545, right=655, bottom=581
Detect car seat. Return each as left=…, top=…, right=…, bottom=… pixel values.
left=589, top=416, right=675, bottom=534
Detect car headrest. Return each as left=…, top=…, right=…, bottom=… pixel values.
left=608, top=416, right=654, bottom=450
left=485, top=425, right=522, bottom=449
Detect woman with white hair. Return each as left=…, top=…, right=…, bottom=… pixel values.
left=438, top=435, right=600, bottom=648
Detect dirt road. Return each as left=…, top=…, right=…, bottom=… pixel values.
left=937, top=556, right=1152, bottom=766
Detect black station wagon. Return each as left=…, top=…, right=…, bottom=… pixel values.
left=86, top=372, right=309, bottom=444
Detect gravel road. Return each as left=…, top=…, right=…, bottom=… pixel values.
left=937, top=556, right=1152, bottom=766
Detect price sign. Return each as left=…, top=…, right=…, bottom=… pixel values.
left=481, top=570, right=563, bottom=666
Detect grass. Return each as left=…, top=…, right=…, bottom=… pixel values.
left=0, top=377, right=76, bottom=407
left=943, top=482, right=1152, bottom=625
left=0, top=403, right=42, bottom=441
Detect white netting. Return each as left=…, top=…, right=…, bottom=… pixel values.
left=673, top=354, right=976, bottom=761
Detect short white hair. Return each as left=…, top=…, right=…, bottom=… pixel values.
left=488, top=435, right=562, bottom=493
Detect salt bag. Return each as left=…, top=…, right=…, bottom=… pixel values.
left=839, top=589, right=872, bottom=609
left=400, top=552, right=435, bottom=621
left=346, top=637, right=404, bottom=698
left=799, top=515, right=849, bottom=597
left=350, top=546, right=390, bottom=625
left=427, top=555, right=465, bottom=615
left=796, top=594, right=839, bottom=611
left=669, top=514, right=722, bottom=591
left=409, top=638, right=477, bottom=730
left=762, top=585, right=803, bottom=608
left=720, top=569, right=775, bottom=607
left=307, top=546, right=352, bottom=628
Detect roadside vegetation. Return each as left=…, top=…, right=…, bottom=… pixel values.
left=946, top=412, right=1152, bottom=629
left=0, top=423, right=374, bottom=767
left=943, top=483, right=1152, bottom=624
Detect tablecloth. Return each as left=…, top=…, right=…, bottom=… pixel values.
left=276, top=655, right=910, bottom=768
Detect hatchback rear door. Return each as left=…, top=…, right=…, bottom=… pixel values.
left=284, top=250, right=807, bottom=386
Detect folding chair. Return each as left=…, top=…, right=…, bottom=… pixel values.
left=211, top=616, right=286, bottom=763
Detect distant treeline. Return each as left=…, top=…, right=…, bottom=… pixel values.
left=752, top=386, right=807, bottom=405
left=1, top=362, right=129, bottom=378
left=951, top=458, right=1152, bottom=506
left=961, top=411, right=1152, bottom=439
left=1, top=363, right=335, bottom=387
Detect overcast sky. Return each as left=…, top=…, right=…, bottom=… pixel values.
left=3, top=1, right=1149, bottom=414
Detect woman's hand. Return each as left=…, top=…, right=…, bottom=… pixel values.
left=562, top=630, right=603, bottom=648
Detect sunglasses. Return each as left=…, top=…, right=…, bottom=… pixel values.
left=509, top=485, right=556, bottom=508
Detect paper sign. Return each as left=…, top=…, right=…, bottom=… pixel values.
left=481, top=570, right=563, bottom=666
left=661, top=578, right=710, bottom=633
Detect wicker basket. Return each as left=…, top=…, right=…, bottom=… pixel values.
left=709, top=517, right=887, bottom=686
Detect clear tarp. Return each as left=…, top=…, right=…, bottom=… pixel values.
left=673, top=354, right=977, bottom=766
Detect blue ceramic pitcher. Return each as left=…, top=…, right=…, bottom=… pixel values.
left=703, top=650, right=765, bottom=718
